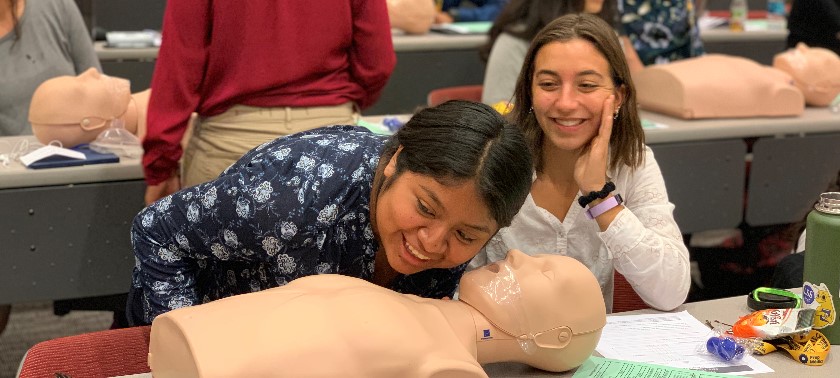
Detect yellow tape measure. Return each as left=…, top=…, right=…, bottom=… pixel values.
left=753, top=330, right=831, bottom=366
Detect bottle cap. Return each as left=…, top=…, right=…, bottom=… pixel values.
left=815, top=192, right=840, bottom=214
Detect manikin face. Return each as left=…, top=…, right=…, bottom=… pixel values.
left=29, top=67, right=131, bottom=126
left=463, top=249, right=562, bottom=302
left=461, top=250, right=606, bottom=350
left=531, top=39, right=622, bottom=154
left=375, top=150, right=498, bottom=276
left=584, top=0, right=604, bottom=14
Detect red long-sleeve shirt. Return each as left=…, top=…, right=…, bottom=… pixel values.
left=143, top=0, right=396, bottom=185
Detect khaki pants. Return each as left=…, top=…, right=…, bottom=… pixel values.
left=182, top=103, right=357, bottom=187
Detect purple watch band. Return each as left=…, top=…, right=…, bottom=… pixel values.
left=585, top=194, right=623, bottom=220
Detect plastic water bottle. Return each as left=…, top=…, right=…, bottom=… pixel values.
left=729, top=0, right=748, bottom=32
left=766, top=0, right=786, bottom=30
left=803, top=192, right=840, bottom=344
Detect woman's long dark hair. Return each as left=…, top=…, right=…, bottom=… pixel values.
left=479, top=0, right=617, bottom=62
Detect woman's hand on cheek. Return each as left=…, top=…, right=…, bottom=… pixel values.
left=574, top=95, right=615, bottom=192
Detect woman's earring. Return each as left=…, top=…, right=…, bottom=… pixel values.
left=529, top=106, right=534, bottom=114
left=613, top=106, right=620, bottom=120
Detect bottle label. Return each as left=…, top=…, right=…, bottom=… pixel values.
left=802, top=282, right=836, bottom=329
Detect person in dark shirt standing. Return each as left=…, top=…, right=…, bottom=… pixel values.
left=787, top=0, right=840, bottom=55
left=127, top=101, right=534, bottom=325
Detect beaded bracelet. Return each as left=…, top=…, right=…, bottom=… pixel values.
left=577, top=181, right=616, bottom=208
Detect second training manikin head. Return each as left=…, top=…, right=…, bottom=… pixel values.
left=28, top=68, right=138, bottom=147
left=147, top=250, right=606, bottom=377
left=773, top=43, right=840, bottom=107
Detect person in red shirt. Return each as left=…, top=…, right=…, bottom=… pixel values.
left=143, top=0, right=396, bottom=204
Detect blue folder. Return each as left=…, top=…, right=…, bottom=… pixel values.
left=27, top=144, right=120, bottom=169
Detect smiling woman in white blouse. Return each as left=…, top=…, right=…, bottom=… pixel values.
left=469, top=14, right=690, bottom=313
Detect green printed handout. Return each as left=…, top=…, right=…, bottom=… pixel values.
left=573, top=357, right=735, bottom=378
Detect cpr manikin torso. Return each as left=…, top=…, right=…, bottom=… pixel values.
left=28, top=68, right=148, bottom=147
left=147, top=250, right=607, bottom=378
left=773, top=43, right=840, bottom=107
left=635, top=54, right=805, bottom=119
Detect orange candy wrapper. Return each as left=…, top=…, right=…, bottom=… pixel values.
left=732, top=308, right=816, bottom=340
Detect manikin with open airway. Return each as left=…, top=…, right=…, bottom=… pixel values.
left=148, top=250, right=607, bottom=378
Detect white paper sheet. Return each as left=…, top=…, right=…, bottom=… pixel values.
left=596, top=311, right=774, bottom=375
left=19, top=145, right=85, bottom=166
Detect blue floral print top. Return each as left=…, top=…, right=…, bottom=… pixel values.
left=129, top=126, right=466, bottom=325
left=619, top=0, right=705, bottom=65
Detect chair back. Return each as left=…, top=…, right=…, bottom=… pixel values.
left=18, top=326, right=152, bottom=378
left=612, top=271, right=650, bottom=313
left=426, top=85, right=484, bottom=107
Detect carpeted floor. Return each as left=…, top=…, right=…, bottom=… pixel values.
left=0, top=302, right=112, bottom=378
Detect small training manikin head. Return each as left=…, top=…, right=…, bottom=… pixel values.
left=773, top=43, right=840, bottom=107
left=459, top=250, right=607, bottom=372
left=29, top=68, right=132, bottom=147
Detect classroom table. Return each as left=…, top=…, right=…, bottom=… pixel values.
left=483, top=290, right=836, bottom=377
left=700, top=27, right=788, bottom=65
left=94, top=27, right=788, bottom=115
left=93, top=33, right=490, bottom=115
left=0, top=136, right=145, bottom=304
left=642, top=108, right=840, bottom=233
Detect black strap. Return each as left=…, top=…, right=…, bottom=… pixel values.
left=578, top=181, right=616, bottom=208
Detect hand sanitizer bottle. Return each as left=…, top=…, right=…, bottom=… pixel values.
left=729, top=0, right=748, bottom=32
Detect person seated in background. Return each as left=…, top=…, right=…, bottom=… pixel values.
left=148, top=250, right=606, bottom=377
left=480, top=0, right=643, bottom=105
left=0, top=0, right=101, bottom=336
left=618, top=0, right=704, bottom=66
left=786, top=0, right=840, bottom=56
left=0, top=0, right=101, bottom=137
left=435, top=0, right=509, bottom=24
left=471, top=13, right=690, bottom=313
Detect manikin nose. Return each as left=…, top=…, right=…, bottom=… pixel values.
left=418, top=225, right=447, bottom=255
left=81, top=67, right=101, bottom=79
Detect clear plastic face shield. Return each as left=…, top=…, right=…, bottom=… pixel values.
left=89, top=75, right=143, bottom=158
left=459, top=256, right=586, bottom=354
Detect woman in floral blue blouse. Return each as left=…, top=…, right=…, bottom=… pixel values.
left=127, top=100, right=533, bottom=325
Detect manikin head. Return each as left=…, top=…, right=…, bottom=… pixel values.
left=773, top=43, right=840, bottom=107
left=28, top=68, right=136, bottom=147
left=460, top=250, right=607, bottom=372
